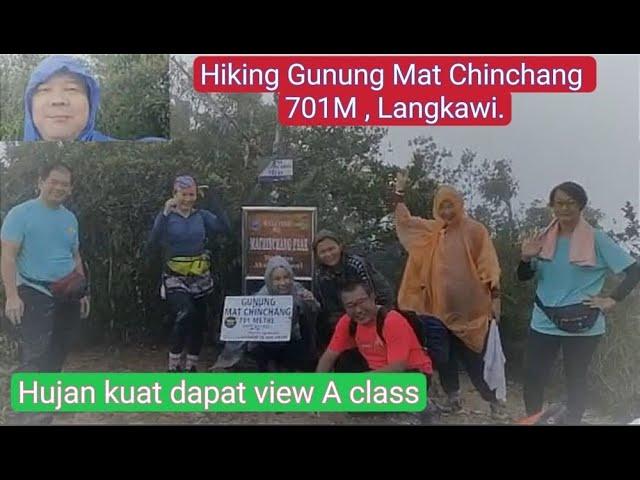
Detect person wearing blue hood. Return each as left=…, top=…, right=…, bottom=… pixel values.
left=23, top=55, right=165, bottom=142
left=248, top=256, right=320, bottom=372
left=23, top=55, right=114, bottom=142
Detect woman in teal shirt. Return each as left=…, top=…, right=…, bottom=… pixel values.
left=518, top=182, right=640, bottom=424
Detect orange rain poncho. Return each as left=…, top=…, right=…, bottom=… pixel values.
left=395, top=186, right=501, bottom=353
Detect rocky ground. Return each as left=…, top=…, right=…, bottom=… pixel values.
left=0, top=344, right=620, bottom=426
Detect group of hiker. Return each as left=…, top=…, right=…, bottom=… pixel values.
left=3, top=159, right=639, bottom=425
left=3, top=53, right=640, bottom=426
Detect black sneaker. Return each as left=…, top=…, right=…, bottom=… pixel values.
left=538, top=404, right=569, bottom=425
left=438, top=394, right=462, bottom=414
left=418, top=403, right=441, bottom=424
left=187, top=366, right=197, bottom=373
left=168, top=366, right=183, bottom=373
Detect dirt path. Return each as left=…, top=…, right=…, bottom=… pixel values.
left=0, top=344, right=617, bottom=425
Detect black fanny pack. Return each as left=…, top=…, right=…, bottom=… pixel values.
left=535, top=295, right=599, bottom=333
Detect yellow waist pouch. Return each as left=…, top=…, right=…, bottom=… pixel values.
left=166, top=254, right=211, bottom=276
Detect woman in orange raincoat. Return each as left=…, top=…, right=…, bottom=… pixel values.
left=393, top=170, right=506, bottom=418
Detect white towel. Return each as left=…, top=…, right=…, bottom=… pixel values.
left=483, top=320, right=507, bottom=402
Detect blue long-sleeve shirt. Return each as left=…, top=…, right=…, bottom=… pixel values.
left=149, top=209, right=231, bottom=258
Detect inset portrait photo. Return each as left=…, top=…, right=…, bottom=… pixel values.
left=0, top=54, right=169, bottom=142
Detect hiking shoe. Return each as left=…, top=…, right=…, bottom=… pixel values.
left=490, top=401, right=510, bottom=421
left=418, top=403, right=442, bottom=424
left=438, top=393, right=463, bottom=414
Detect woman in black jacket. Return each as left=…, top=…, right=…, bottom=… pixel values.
left=313, top=229, right=395, bottom=347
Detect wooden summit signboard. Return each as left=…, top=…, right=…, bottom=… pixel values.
left=242, top=206, right=317, bottom=294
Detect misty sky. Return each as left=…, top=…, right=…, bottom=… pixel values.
left=383, top=54, right=640, bottom=228
left=183, top=53, right=638, bottom=227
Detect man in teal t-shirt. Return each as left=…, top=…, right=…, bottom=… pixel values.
left=1, top=162, right=90, bottom=381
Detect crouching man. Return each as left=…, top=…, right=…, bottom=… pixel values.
left=316, top=281, right=436, bottom=423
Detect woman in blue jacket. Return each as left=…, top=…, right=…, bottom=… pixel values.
left=149, top=175, right=232, bottom=372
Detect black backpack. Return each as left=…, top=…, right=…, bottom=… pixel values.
left=348, top=307, right=450, bottom=366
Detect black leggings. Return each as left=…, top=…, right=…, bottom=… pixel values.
left=252, top=341, right=317, bottom=372
left=166, top=292, right=208, bottom=356
left=334, top=349, right=432, bottom=386
left=524, top=329, right=601, bottom=423
left=252, top=304, right=319, bottom=372
left=334, top=349, right=370, bottom=372
left=437, top=333, right=497, bottom=403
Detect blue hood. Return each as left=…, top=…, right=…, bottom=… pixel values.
left=23, top=55, right=114, bottom=142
